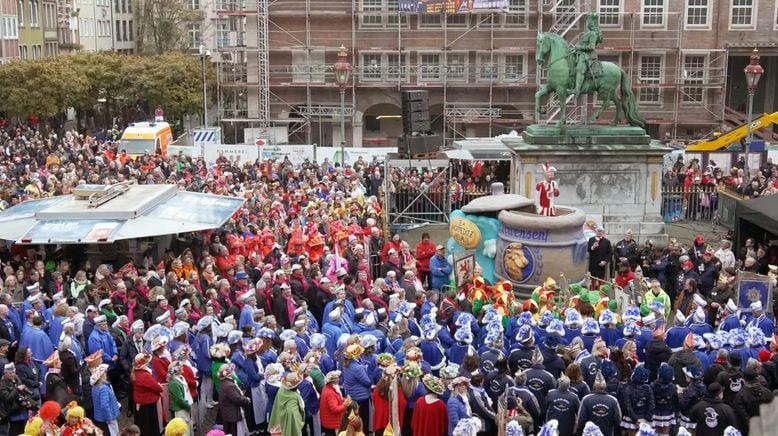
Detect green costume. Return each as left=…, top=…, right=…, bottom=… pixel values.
left=268, top=387, right=305, bottom=436
left=168, top=375, right=191, bottom=412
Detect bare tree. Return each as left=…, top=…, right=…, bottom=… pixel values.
left=134, top=0, right=202, bottom=54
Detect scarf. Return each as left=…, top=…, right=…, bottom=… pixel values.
left=174, top=374, right=194, bottom=406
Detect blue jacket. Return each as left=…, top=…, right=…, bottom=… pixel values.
left=429, top=255, right=452, bottom=290
left=342, top=361, right=372, bottom=401
left=322, top=322, right=344, bottom=357
left=92, top=383, right=120, bottom=423
left=298, top=379, right=320, bottom=416
left=194, top=332, right=213, bottom=374
left=447, top=395, right=470, bottom=436
left=665, top=326, right=690, bottom=351
left=88, top=328, right=118, bottom=369
left=231, top=351, right=261, bottom=388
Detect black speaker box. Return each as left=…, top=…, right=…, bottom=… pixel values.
left=400, top=134, right=441, bottom=156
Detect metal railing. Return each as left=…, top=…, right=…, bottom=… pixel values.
left=661, top=184, right=720, bottom=223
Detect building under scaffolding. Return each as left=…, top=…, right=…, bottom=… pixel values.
left=208, top=0, right=778, bottom=146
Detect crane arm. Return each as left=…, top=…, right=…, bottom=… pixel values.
left=687, top=111, right=778, bottom=151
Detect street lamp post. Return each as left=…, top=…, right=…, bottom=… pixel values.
left=199, top=44, right=211, bottom=128
left=743, top=47, right=764, bottom=174
left=333, top=45, right=352, bottom=168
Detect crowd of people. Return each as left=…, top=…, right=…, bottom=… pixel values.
left=0, top=123, right=775, bottom=436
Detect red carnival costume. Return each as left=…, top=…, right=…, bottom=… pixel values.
left=536, top=161, right=560, bottom=216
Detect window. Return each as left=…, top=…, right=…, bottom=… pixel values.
left=419, top=53, right=442, bottom=82
left=360, top=0, right=406, bottom=28
left=32, top=45, right=41, bottom=59
left=419, top=14, right=441, bottom=28
left=122, top=20, right=127, bottom=41
left=682, top=55, right=706, bottom=104
left=598, top=0, right=621, bottom=27
left=731, top=0, right=755, bottom=29
left=114, top=0, right=119, bottom=12
left=445, top=52, right=467, bottom=82
left=361, top=53, right=382, bottom=81
left=190, top=0, right=200, bottom=9
left=115, top=20, right=121, bottom=40
left=217, top=22, right=229, bottom=48
left=446, top=14, right=467, bottom=28
left=504, top=0, right=528, bottom=28
left=686, top=0, right=709, bottom=28
left=502, top=54, right=525, bottom=83
left=17, top=0, right=24, bottom=26
left=128, top=19, right=133, bottom=40
left=477, top=13, right=496, bottom=28
left=642, top=0, right=664, bottom=27
left=361, top=0, right=383, bottom=28
left=386, top=53, right=408, bottom=81
left=19, top=45, right=27, bottom=59
left=44, top=2, right=56, bottom=29
left=189, top=24, right=200, bottom=49
left=127, top=0, right=131, bottom=12
left=30, top=1, right=39, bottom=27
left=477, top=53, right=497, bottom=82
left=2, top=17, right=18, bottom=39
left=638, top=55, right=662, bottom=104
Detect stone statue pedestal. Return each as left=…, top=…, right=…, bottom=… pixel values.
left=502, top=125, right=670, bottom=244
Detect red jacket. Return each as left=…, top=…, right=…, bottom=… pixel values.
left=151, top=355, right=170, bottom=383
left=414, top=240, right=437, bottom=273
left=133, top=369, right=163, bottom=405
left=182, top=364, right=198, bottom=399
left=319, top=385, right=346, bottom=430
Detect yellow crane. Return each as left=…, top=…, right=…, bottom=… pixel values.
left=687, top=112, right=778, bottom=151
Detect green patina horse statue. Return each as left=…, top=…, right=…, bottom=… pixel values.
left=535, top=32, right=646, bottom=129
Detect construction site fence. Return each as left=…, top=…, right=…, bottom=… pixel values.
left=661, top=184, right=720, bottom=223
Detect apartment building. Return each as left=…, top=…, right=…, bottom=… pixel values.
left=42, top=0, right=57, bottom=55
left=0, top=0, right=20, bottom=63
left=57, top=0, right=80, bottom=50
left=111, top=0, right=134, bottom=53
left=18, top=0, right=45, bottom=59
left=209, top=0, right=778, bottom=146
left=77, top=0, right=112, bottom=51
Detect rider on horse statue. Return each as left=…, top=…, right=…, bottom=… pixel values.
left=570, top=13, right=603, bottom=96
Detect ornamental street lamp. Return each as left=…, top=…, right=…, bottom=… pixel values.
left=333, top=45, right=352, bottom=168
left=743, top=48, right=764, bottom=174
left=199, top=44, right=211, bottom=128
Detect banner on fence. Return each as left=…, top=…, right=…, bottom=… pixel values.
left=399, top=0, right=509, bottom=13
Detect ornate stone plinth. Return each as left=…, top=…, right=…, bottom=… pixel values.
left=503, top=126, right=670, bottom=244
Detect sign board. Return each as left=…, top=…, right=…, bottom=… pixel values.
left=454, top=251, right=475, bottom=291
left=21, top=220, right=123, bottom=244
left=202, top=144, right=260, bottom=166
left=399, top=0, right=509, bottom=13
left=737, top=272, right=774, bottom=314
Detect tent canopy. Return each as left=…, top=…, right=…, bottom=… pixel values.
left=736, top=194, right=778, bottom=236
left=0, top=184, right=245, bottom=244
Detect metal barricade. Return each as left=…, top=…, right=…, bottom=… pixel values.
left=660, top=184, right=720, bottom=223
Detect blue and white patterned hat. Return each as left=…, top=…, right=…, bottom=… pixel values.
left=484, top=328, right=502, bottom=346
left=623, top=305, right=641, bottom=323
left=398, top=301, right=416, bottom=317
left=723, top=426, right=742, bottom=436
left=582, top=422, right=604, bottom=436
left=505, top=421, right=524, bottom=436
left=649, top=299, right=665, bottom=314
left=421, top=315, right=439, bottom=340
left=636, top=422, right=657, bottom=436
left=582, top=318, right=600, bottom=335
left=538, top=310, right=554, bottom=327
left=453, top=418, right=482, bottom=436
left=279, top=329, right=297, bottom=342
left=622, top=321, right=640, bottom=337
left=454, top=325, right=474, bottom=344
left=730, top=329, right=746, bottom=347
left=487, top=317, right=504, bottom=334
left=746, top=327, right=766, bottom=347
left=482, top=307, right=500, bottom=325
left=564, top=308, right=582, bottom=328
left=693, top=334, right=707, bottom=350
left=515, top=324, right=534, bottom=345
left=703, top=332, right=723, bottom=350
left=456, top=312, right=475, bottom=327
left=545, top=319, right=565, bottom=337
left=598, top=309, right=616, bottom=327
left=517, top=311, right=536, bottom=327
left=537, top=419, right=559, bottom=436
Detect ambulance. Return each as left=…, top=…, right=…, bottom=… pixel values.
left=119, top=121, right=174, bottom=157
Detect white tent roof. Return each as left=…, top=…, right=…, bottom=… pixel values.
left=0, top=184, right=245, bottom=244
